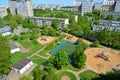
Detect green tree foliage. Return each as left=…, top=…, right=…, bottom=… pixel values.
left=100, top=13, right=106, bottom=19
left=117, top=16, right=120, bottom=21
left=20, top=76, right=32, bottom=80
left=33, top=68, right=45, bottom=80
left=73, top=43, right=86, bottom=68
left=0, top=35, right=11, bottom=75
left=106, top=14, right=114, bottom=20
left=9, top=14, right=22, bottom=30
left=51, top=19, right=60, bottom=30
left=90, top=40, right=100, bottom=47
left=93, top=72, right=120, bottom=80
left=53, top=49, right=68, bottom=69
left=48, top=28, right=57, bottom=36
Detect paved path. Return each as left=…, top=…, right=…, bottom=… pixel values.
left=27, top=46, right=47, bottom=59
left=56, top=67, right=88, bottom=80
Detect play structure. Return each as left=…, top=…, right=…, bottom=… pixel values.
left=85, top=48, right=120, bottom=73
left=67, top=36, right=73, bottom=40
left=37, top=36, right=56, bottom=45
left=41, top=37, right=47, bottom=41
left=65, top=34, right=78, bottom=42
left=96, top=51, right=112, bottom=62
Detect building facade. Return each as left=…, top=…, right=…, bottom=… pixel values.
left=9, top=0, right=33, bottom=17
left=12, top=58, right=33, bottom=74
left=0, top=6, right=8, bottom=18
left=29, top=17, right=69, bottom=29
left=0, top=26, right=11, bottom=36
left=92, top=20, right=120, bottom=31
left=81, top=2, right=93, bottom=14
left=10, top=42, right=20, bottom=54
left=103, top=0, right=115, bottom=5
left=73, top=0, right=93, bottom=6
left=94, top=3, right=102, bottom=10
left=102, top=11, right=120, bottom=20
left=33, top=4, right=63, bottom=10
left=115, top=0, right=120, bottom=12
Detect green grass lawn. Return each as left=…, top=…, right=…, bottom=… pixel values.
left=56, top=71, right=77, bottom=80
left=64, top=63, right=81, bottom=72
left=17, top=40, right=33, bottom=48
left=31, top=56, right=46, bottom=66
left=38, top=41, right=58, bottom=57
left=79, top=70, right=99, bottom=80
left=11, top=41, right=43, bottom=64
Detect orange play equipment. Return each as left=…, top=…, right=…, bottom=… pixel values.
left=97, top=51, right=112, bottom=62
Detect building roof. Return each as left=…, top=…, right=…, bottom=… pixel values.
left=0, top=26, right=10, bottom=34
left=0, top=76, right=8, bottom=80
left=10, top=42, right=19, bottom=50
left=13, top=58, right=32, bottom=70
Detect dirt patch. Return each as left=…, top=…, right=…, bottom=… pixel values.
left=61, top=76, right=70, bottom=80
left=85, top=48, right=120, bottom=73
left=37, top=36, right=56, bottom=45
left=64, top=34, right=78, bottom=42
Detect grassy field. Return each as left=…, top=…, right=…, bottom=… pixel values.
left=56, top=71, right=77, bottom=80
left=11, top=41, right=43, bottom=64
left=31, top=56, right=46, bottom=66
left=79, top=70, right=99, bottom=80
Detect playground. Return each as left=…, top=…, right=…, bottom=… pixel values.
left=64, top=34, right=78, bottom=42
left=37, top=36, right=56, bottom=45
left=85, top=48, right=120, bottom=73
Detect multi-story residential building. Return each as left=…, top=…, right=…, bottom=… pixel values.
left=115, top=0, right=120, bottom=12
left=103, top=0, right=115, bottom=5
left=102, top=11, right=120, bottom=20
left=73, top=0, right=93, bottom=6
left=81, top=2, right=93, bottom=14
left=29, top=17, right=69, bottom=29
left=33, top=4, right=63, bottom=10
left=94, top=3, right=102, bottom=10
left=92, top=20, right=120, bottom=31
left=9, top=0, right=16, bottom=15
left=9, top=0, right=33, bottom=17
left=0, top=6, right=8, bottom=18
left=61, top=6, right=80, bottom=11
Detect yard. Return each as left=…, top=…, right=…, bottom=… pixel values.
left=11, top=40, right=43, bottom=64
left=79, top=70, right=99, bottom=80
left=30, top=56, right=47, bottom=66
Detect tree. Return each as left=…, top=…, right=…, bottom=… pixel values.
left=48, top=28, right=57, bottom=36
left=0, top=35, right=11, bottom=75
left=51, top=19, right=60, bottom=30
left=33, top=68, right=44, bottom=80
left=73, top=43, right=86, bottom=68
left=53, top=49, right=68, bottom=69
left=100, top=13, right=106, bottom=19
left=106, top=14, right=114, bottom=20
left=90, top=40, right=100, bottom=47
left=117, top=16, right=120, bottom=21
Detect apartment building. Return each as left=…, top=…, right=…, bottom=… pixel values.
left=81, top=2, right=93, bottom=14
left=9, top=0, right=33, bottom=17
left=115, top=0, right=120, bottom=12
left=33, top=4, right=63, bottom=10
left=94, top=3, right=102, bottom=10
left=92, top=20, right=120, bottom=31
left=29, top=17, right=69, bottom=29
left=0, top=6, right=8, bottom=18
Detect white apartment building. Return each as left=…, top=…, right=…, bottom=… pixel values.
left=29, top=17, right=69, bottom=29
left=103, top=0, right=115, bottom=5
left=0, top=6, right=8, bottom=18
left=9, top=0, right=33, bottom=17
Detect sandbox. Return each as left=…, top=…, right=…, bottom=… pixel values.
left=61, top=76, right=70, bottom=80
left=64, top=34, right=78, bottom=42
left=37, top=36, right=56, bottom=45
left=85, top=48, right=120, bottom=73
